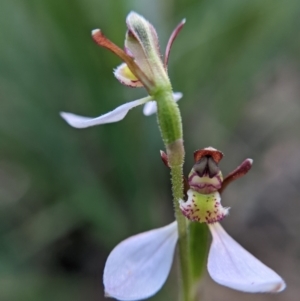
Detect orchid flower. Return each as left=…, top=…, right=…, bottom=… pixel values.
left=60, top=12, right=185, bottom=129
left=103, top=147, right=285, bottom=300
left=58, top=11, right=285, bottom=300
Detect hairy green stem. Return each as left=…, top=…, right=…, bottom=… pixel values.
left=170, top=164, right=192, bottom=301
left=154, top=88, right=193, bottom=301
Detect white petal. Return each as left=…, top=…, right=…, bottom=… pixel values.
left=143, top=92, right=183, bottom=116
left=142, top=101, right=157, bottom=116
left=60, top=97, right=149, bottom=129
left=207, top=223, right=286, bottom=293
left=104, top=221, right=178, bottom=301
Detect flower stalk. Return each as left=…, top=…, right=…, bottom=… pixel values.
left=126, top=13, right=201, bottom=301
left=153, top=79, right=193, bottom=301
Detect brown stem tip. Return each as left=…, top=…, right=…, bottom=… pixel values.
left=160, top=150, right=170, bottom=167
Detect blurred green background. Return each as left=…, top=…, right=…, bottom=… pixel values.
left=1, top=0, right=300, bottom=300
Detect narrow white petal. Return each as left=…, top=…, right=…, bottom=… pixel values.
left=60, top=97, right=149, bottom=129
left=207, top=223, right=286, bottom=293
left=104, top=221, right=178, bottom=301
left=143, top=92, right=183, bottom=116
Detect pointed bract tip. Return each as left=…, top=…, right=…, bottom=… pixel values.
left=160, top=150, right=169, bottom=168
left=164, top=18, right=186, bottom=67
left=91, top=28, right=101, bottom=36
left=181, top=18, right=186, bottom=24
left=247, top=158, right=254, bottom=165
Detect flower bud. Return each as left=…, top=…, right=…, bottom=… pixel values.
left=125, top=12, right=170, bottom=92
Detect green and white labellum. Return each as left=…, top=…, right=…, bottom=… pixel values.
left=179, top=190, right=229, bottom=223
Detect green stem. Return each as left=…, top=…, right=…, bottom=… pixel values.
left=154, top=88, right=193, bottom=301
left=171, top=164, right=192, bottom=301
left=189, top=222, right=209, bottom=299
